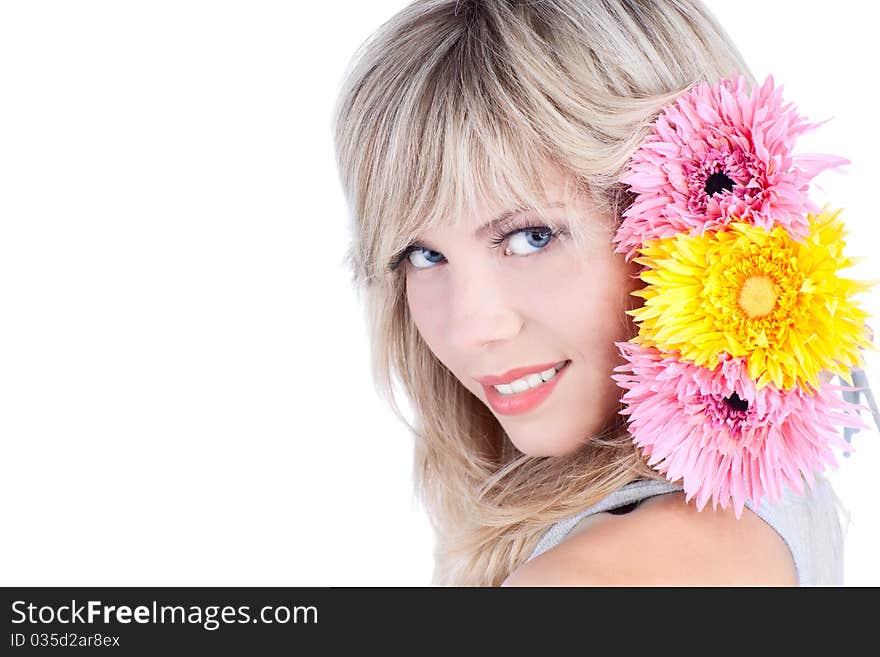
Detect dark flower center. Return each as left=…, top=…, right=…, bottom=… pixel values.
left=704, top=171, right=735, bottom=196
left=724, top=391, right=749, bottom=412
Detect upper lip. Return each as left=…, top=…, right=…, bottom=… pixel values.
left=474, top=360, right=569, bottom=386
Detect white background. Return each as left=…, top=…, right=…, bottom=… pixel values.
left=0, top=1, right=877, bottom=586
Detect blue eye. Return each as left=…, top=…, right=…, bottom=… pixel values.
left=406, top=247, right=446, bottom=270
left=390, top=224, right=565, bottom=272
left=498, top=227, right=553, bottom=255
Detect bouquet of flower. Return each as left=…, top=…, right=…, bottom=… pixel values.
left=611, top=74, right=878, bottom=518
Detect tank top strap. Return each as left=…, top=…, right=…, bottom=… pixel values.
left=741, top=476, right=843, bottom=586
left=527, top=478, right=684, bottom=562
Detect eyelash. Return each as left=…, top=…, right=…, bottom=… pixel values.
left=390, top=222, right=567, bottom=272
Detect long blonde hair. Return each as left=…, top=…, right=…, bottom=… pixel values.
left=330, top=0, right=844, bottom=586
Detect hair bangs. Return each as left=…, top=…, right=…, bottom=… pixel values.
left=374, top=49, right=574, bottom=284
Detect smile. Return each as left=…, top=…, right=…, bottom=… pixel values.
left=492, top=361, right=568, bottom=395
left=480, top=360, right=571, bottom=416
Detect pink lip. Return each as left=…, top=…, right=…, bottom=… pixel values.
left=478, top=360, right=571, bottom=416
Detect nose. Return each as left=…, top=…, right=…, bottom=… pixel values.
left=446, top=264, right=524, bottom=352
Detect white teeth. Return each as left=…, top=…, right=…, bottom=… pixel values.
left=539, top=367, right=558, bottom=382
left=493, top=362, right=566, bottom=396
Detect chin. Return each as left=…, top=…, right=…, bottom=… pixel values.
left=507, top=432, right=586, bottom=458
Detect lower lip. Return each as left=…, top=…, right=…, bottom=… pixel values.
left=481, top=361, right=571, bottom=416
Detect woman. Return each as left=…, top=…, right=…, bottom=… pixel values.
left=331, top=0, right=851, bottom=586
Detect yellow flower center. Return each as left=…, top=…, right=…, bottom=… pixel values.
left=737, top=275, right=778, bottom=319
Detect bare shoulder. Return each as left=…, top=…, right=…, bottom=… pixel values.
left=501, top=492, right=798, bottom=586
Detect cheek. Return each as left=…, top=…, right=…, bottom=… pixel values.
left=405, top=274, right=448, bottom=356
left=405, top=274, right=482, bottom=396
left=556, top=261, right=638, bottom=355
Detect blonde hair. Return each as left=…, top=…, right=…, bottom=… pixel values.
left=330, top=0, right=846, bottom=586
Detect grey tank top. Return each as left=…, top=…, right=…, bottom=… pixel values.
left=524, top=475, right=844, bottom=586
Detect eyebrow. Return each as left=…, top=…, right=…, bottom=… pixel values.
left=473, top=201, right=566, bottom=239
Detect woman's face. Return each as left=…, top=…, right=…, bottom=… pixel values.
left=403, top=165, right=644, bottom=456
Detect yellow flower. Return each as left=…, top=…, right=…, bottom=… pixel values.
left=628, top=209, right=874, bottom=390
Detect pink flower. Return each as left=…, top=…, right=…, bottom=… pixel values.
left=613, top=74, right=849, bottom=262
left=611, top=342, right=866, bottom=519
